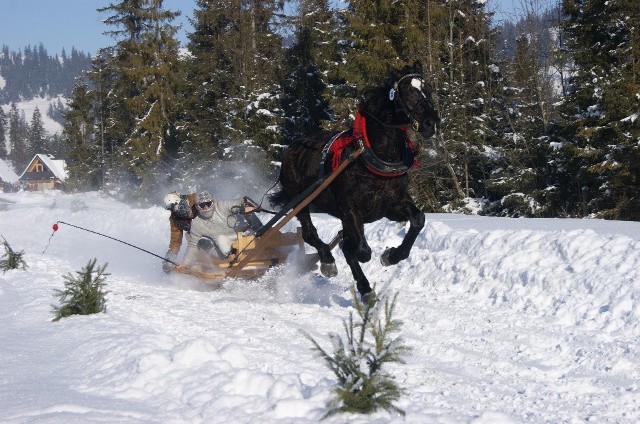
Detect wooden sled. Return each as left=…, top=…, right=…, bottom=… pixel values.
left=172, top=228, right=342, bottom=282
left=171, top=145, right=362, bottom=283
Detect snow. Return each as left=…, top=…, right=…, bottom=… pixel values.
left=1, top=96, right=66, bottom=137
left=1, top=190, right=639, bottom=423
left=0, top=158, right=19, bottom=183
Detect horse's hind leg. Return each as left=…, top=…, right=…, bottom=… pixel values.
left=297, top=207, right=338, bottom=277
left=338, top=206, right=375, bottom=298
left=381, top=200, right=425, bottom=266
left=342, top=237, right=374, bottom=299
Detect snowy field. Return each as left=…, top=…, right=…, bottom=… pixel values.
left=0, top=190, right=639, bottom=423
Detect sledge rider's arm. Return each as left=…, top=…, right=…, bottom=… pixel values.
left=230, top=197, right=257, bottom=214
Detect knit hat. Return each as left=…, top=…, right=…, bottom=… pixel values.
left=164, top=192, right=180, bottom=210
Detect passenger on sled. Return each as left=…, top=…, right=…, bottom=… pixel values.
left=173, top=191, right=262, bottom=273
left=162, top=191, right=198, bottom=273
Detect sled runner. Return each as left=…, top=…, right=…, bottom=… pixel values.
left=171, top=228, right=343, bottom=281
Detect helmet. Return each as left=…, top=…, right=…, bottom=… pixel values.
left=164, top=192, right=180, bottom=210
left=196, top=191, right=215, bottom=218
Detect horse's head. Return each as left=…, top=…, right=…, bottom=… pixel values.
left=387, top=61, right=440, bottom=140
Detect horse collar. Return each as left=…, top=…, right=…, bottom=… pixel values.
left=322, top=112, right=418, bottom=178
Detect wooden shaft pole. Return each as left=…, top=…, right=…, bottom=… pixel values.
left=228, top=145, right=364, bottom=277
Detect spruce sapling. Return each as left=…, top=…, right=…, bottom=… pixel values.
left=0, top=236, right=27, bottom=273
left=305, top=288, right=411, bottom=418
left=52, top=258, right=109, bottom=321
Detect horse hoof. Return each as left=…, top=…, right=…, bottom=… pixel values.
left=380, top=248, right=393, bottom=266
left=361, top=291, right=378, bottom=307
left=320, top=262, right=338, bottom=278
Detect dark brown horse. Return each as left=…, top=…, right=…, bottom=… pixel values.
left=271, top=61, right=440, bottom=300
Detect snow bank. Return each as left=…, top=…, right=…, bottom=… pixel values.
left=0, top=191, right=638, bottom=423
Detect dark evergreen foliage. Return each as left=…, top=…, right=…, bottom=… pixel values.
left=0, top=236, right=28, bottom=273
left=63, top=83, right=102, bottom=191
left=557, top=0, right=640, bottom=219
left=181, top=0, right=285, bottom=160
left=51, top=258, right=109, bottom=321
left=0, top=44, right=91, bottom=103
left=305, top=289, right=410, bottom=418
left=280, top=0, right=337, bottom=144
left=29, top=107, right=46, bottom=156
left=5, top=0, right=638, bottom=221
left=7, top=103, right=30, bottom=171
left=93, top=0, right=184, bottom=199
left=0, top=107, right=7, bottom=159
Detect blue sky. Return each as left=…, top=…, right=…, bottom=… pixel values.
left=0, top=0, right=518, bottom=56
left=0, top=0, right=196, bottom=55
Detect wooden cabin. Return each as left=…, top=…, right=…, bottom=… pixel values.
left=20, top=154, right=67, bottom=191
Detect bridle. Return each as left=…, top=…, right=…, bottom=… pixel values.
left=388, top=73, right=434, bottom=132
left=319, top=72, right=435, bottom=178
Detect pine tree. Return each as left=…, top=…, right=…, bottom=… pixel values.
left=560, top=0, right=640, bottom=219
left=29, top=106, right=47, bottom=155
left=181, top=0, right=243, bottom=158
left=7, top=103, right=30, bottom=171
left=340, top=0, right=405, bottom=86
left=179, top=0, right=284, bottom=178
left=51, top=258, right=109, bottom=322
left=63, top=83, right=101, bottom=191
left=85, top=51, right=119, bottom=191
left=407, top=0, right=496, bottom=211
left=305, top=289, right=411, bottom=417
left=482, top=3, right=561, bottom=217
left=0, top=236, right=27, bottom=273
left=0, top=107, right=7, bottom=159
left=280, top=0, right=337, bottom=144
left=98, top=0, right=183, bottom=198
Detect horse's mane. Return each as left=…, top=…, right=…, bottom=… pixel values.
left=289, top=131, right=340, bottom=150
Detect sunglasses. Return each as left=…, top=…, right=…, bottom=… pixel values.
left=199, top=201, right=213, bottom=209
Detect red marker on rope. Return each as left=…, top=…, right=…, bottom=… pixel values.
left=42, top=222, right=59, bottom=253
left=42, top=220, right=177, bottom=265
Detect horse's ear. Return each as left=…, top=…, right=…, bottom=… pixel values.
left=413, top=60, right=424, bottom=75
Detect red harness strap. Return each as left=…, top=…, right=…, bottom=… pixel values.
left=329, top=111, right=373, bottom=171
left=327, top=111, right=419, bottom=174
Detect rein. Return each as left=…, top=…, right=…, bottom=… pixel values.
left=360, top=108, right=409, bottom=131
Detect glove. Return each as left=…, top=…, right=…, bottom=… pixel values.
left=162, top=261, right=174, bottom=274
left=163, top=253, right=177, bottom=274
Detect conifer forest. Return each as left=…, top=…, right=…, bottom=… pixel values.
left=1, top=0, right=639, bottom=220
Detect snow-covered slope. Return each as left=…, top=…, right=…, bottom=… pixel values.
left=1, top=191, right=638, bottom=423
left=1, top=96, right=66, bottom=136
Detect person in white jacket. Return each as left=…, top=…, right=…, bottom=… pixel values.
left=176, top=191, right=259, bottom=270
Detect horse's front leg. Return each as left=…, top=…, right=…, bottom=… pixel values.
left=296, top=207, right=338, bottom=277
left=381, top=200, right=425, bottom=266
